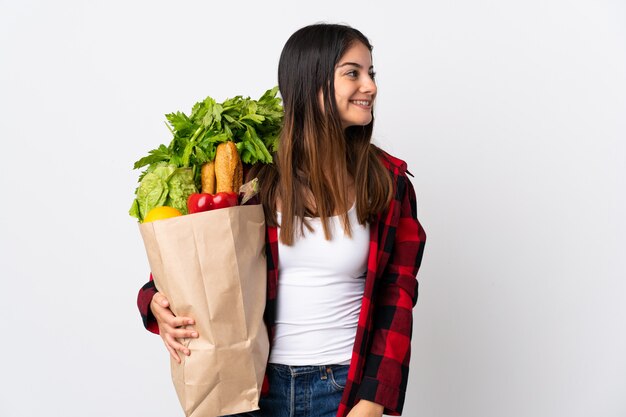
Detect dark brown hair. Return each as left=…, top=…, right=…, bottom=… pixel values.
left=249, top=23, right=393, bottom=245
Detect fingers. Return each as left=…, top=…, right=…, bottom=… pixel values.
left=160, top=328, right=195, bottom=363
left=159, top=313, right=196, bottom=331
left=165, top=341, right=181, bottom=364
left=151, top=293, right=196, bottom=328
left=165, top=333, right=191, bottom=358
left=171, top=327, right=199, bottom=340
left=160, top=324, right=193, bottom=363
left=151, top=292, right=199, bottom=362
left=167, top=315, right=196, bottom=328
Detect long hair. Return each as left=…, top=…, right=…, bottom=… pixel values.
left=249, top=23, right=393, bottom=245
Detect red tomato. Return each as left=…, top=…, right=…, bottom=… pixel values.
left=187, top=193, right=213, bottom=214
left=212, top=192, right=238, bottom=210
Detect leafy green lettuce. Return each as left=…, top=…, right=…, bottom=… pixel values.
left=129, top=163, right=197, bottom=221
left=165, top=168, right=197, bottom=215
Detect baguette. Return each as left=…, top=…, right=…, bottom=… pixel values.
left=200, top=161, right=216, bottom=194
left=215, top=141, right=243, bottom=193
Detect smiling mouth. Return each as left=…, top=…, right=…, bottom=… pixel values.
left=350, top=99, right=372, bottom=108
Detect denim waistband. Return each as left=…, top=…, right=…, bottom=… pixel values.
left=268, top=363, right=348, bottom=377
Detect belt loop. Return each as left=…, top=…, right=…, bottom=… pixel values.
left=320, top=366, right=328, bottom=380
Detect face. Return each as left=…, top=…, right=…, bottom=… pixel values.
left=332, top=41, right=377, bottom=129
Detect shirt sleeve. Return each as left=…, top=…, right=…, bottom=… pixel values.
left=137, top=273, right=160, bottom=334
left=356, top=174, right=427, bottom=415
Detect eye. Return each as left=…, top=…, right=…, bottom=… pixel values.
left=369, top=71, right=377, bottom=80
left=346, top=70, right=358, bottom=78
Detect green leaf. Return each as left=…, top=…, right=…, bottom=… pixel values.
left=242, top=140, right=258, bottom=161
left=182, top=140, right=194, bottom=167
left=133, top=144, right=171, bottom=169
left=194, top=147, right=209, bottom=165
left=165, top=168, right=197, bottom=215
left=203, top=132, right=230, bottom=144
left=169, top=154, right=183, bottom=166
left=136, top=172, right=169, bottom=220
left=191, top=98, right=211, bottom=121
left=259, top=86, right=279, bottom=103
left=129, top=199, right=141, bottom=221
left=240, top=148, right=253, bottom=164
left=201, top=112, right=214, bottom=128
left=166, top=112, right=192, bottom=134
left=240, top=113, right=265, bottom=124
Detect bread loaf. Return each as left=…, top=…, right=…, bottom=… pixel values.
left=200, top=161, right=216, bottom=194
left=215, top=141, right=242, bottom=193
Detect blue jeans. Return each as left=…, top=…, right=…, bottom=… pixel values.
left=224, top=363, right=349, bottom=417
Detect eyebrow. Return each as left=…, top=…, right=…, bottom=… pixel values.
left=336, top=62, right=374, bottom=69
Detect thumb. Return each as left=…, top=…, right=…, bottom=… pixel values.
left=154, top=292, right=169, bottom=308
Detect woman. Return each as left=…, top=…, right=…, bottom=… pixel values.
left=137, top=23, right=426, bottom=417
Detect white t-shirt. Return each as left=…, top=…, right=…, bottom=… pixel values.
left=269, top=204, right=370, bottom=365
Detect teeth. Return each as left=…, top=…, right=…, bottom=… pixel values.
left=352, top=100, right=370, bottom=106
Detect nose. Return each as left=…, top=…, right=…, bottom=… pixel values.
left=360, top=76, right=377, bottom=96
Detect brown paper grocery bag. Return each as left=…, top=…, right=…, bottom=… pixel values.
left=139, top=204, right=269, bottom=417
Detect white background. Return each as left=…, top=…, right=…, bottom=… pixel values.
left=1, top=1, right=625, bottom=416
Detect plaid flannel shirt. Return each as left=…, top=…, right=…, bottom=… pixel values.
left=137, top=151, right=426, bottom=416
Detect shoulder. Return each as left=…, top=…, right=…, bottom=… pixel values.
left=373, top=146, right=409, bottom=178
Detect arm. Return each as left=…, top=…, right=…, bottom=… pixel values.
left=137, top=273, right=199, bottom=363
left=137, top=274, right=159, bottom=334
left=356, top=175, right=427, bottom=415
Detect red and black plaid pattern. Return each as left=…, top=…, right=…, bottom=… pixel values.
left=138, top=279, right=158, bottom=334
left=136, top=151, right=426, bottom=417
left=336, top=156, right=426, bottom=416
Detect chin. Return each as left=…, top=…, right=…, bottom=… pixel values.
left=354, top=119, right=373, bottom=127
left=342, top=118, right=373, bottom=129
